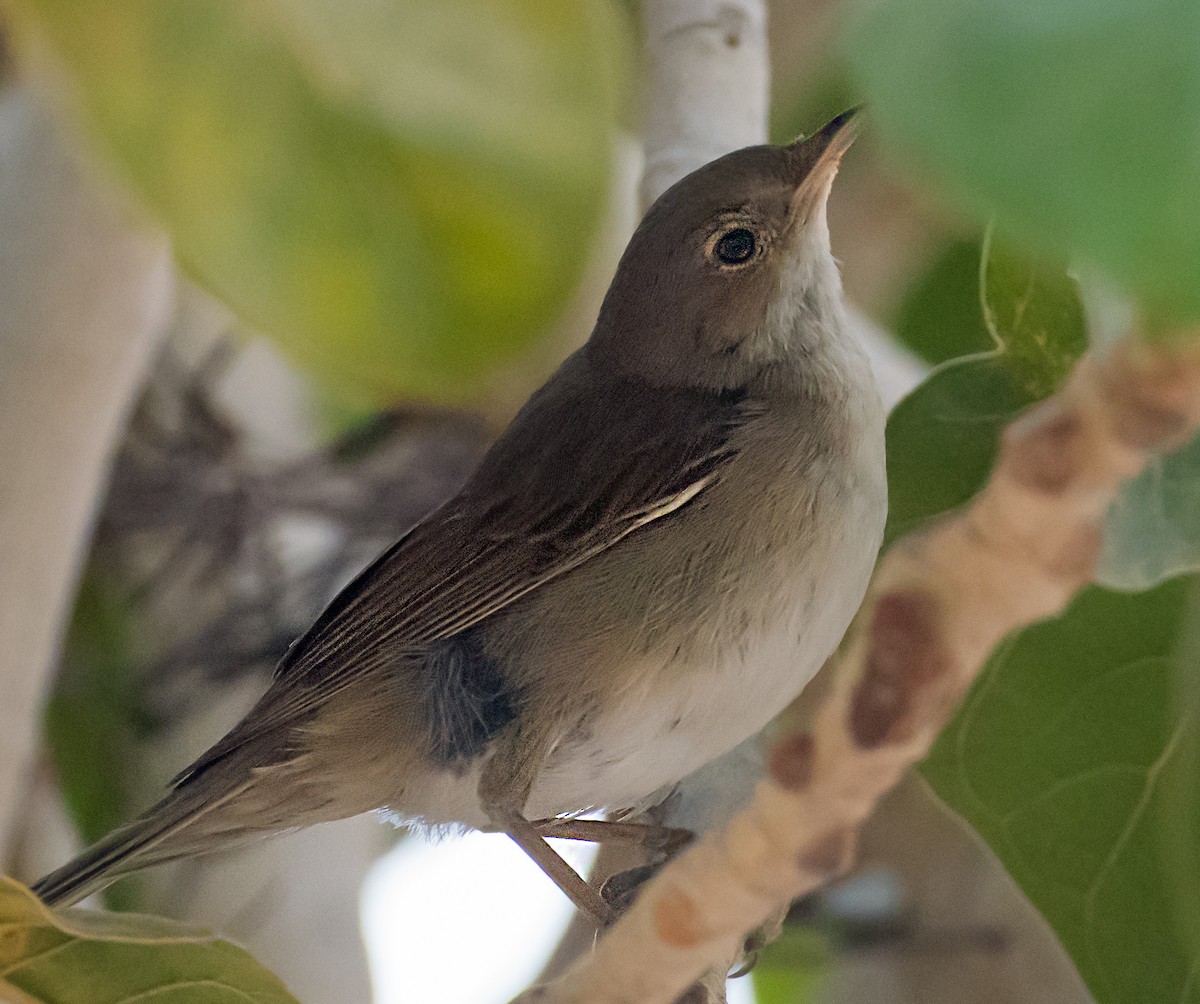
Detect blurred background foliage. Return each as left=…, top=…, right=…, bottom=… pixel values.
left=2, top=0, right=1199, bottom=1002
left=8, top=0, right=627, bottom=406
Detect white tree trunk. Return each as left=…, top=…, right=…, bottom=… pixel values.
left=639, top=0, right=768, bottom=210
left=0, top=85, right=171, bottom=862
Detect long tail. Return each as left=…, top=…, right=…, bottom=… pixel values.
left=31, top=774, right=256, bottom=908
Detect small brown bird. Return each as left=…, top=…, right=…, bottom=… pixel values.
left=34, top=109, right=886, bottom=921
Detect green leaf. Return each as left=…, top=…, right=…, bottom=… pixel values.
left=44, top=572, right=151, bottom=912
left=884, top=239, right=1086, bottom=547
left=848, top=0, right=1200, bottom=323
left=45, top=574, right=146, bottom=845
left=884, top=353, right=1028, bottom=548
left=10, top=0, right=623, bottom=405
left=980, top=231, right=1087, bottom=398
left=921, top=578, right=1200, bottom=1004
left=0, top=877, right=299, bottom=1003
left=749, top=925, right=828, bottom=1004
left=1098, top=431, right=1200, bottom=590
left=892, top=238, right=992, bottom=366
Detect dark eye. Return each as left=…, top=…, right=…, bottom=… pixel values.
left=714, top=227, right=756, bottom=265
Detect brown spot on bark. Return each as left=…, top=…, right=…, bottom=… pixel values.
left=1004, top=407, right=1082, bottom=495
left=654, top=887, right=708, bottom=948
left=797, top=827, right=857, bottom=878
left=850, top=590, right=947, bottom=749
left=768, top=733, right=815, bottom=791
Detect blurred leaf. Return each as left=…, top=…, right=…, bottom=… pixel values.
left=922, top=578, right=1200, bottom=1004
left=750, top=925, right=828, bottom=1004
left=885, top=240, right=1085, bottom=547
left=0, top=876, right=299, bottom=1003
left=981, top=231, right=1086, bottom=398
left=892, top=238, right=991, bottom=366
left=44, top=573, right=150, bottom=911
left=884, top=354, right=1026, bottom=548
left=1099, top=431, right=1200, bottom=590
left=848, top=0, right=1200, bottom=323
left=10, top=0, right=623, bottom=405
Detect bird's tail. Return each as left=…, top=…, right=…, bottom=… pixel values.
left=31, top=772, right=254, bottom=906
left=32, top=691, right=388, bottom=908
left=32, top=772, right=256, bottom=908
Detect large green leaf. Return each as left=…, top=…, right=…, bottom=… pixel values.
left=922, top=579, right=1200, bottom=1004
left=892, top=238, right=992, bottom=366
left=848, top=0, right=1200, bottom=323
left=0, top=877, right=299, bottom=1003
left=10, top=0, right=623, bottom=405
left=884, top=237, right=1086, bottom=547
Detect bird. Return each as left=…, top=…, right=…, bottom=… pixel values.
left=33, top=108, right=886, bottom=922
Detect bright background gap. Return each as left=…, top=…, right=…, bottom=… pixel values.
left=361, top=832, right=758, bottom=1003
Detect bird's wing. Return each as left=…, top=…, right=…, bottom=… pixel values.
left=177, top=357, right=752, bottom=782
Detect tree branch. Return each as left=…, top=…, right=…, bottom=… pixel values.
left=0, top=86, right=170, bottom=861
left=638, top=0, right=768, bottom=210
left=517, top=333, right=1200, bottom=1002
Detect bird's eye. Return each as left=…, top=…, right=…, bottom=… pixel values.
left=713, top=227, right=757, bottom=265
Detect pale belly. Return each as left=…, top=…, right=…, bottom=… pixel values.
left=393, top=518, right=877, bottom=831
left=523, top=519, right=877, bottom=819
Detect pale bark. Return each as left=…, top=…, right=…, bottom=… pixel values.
left=0, top=86, right=171, bottom=861
left=639, top=0, right=768, bottom=209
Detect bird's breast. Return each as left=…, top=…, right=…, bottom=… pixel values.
left=524, top=393, right=887, bottom=818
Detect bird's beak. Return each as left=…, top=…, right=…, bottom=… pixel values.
left=786, top=106, right=862, bottom=227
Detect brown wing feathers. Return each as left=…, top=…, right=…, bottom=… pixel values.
left=176, top=358, right=749, bottom=784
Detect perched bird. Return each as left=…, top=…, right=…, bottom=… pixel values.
left=34, top=109, right=886, bottom=921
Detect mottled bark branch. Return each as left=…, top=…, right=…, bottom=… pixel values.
left=515, top=335, right=1200, bottom=1002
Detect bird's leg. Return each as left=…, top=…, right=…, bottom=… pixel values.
left=531, top=817, right=694, bottom=856
left=486, top=803, right=615, bottom=925
left=478, top=724, right=615, bottom=925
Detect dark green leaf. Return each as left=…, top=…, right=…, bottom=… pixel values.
left=884, top=354, right=1027, bottom=548
left=10, top=0, right=623, bottom=405
left=884, top=238, right=1086, bottom=547
left=848, top=0, right=1200, bottom=322
left=921, top=579, right=1200, bottom=1004
left=44, top=574, right=150, bottom=911
left=0, top=877, right=300, bottom=1003
left=892, top=238, right=992, bottom=366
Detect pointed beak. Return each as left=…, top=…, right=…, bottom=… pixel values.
left=786, top=106, right=862, bottom=225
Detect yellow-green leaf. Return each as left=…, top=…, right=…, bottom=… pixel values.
left=0, top=877, right=299, bottom=1003
left=10, top=0, right=624, bottom=405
